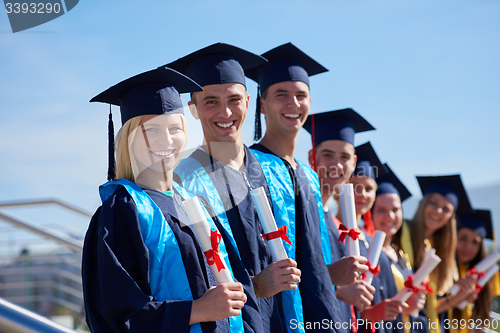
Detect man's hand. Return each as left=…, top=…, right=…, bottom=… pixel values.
left=252, top=258, right=301, bottom=298
left=336, top=280, right=375, bottom=312
left=328, top=255, right=369, bottom=286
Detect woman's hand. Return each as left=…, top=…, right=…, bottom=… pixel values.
left=404, top=291, right=426, bottom=314
left=362, top=299, right=406, bottom=321
left=189, top=282, right=247, bottom=324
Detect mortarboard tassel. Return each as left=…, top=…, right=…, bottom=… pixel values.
left=107, top=105, right=116, bottom=181
left=253, top=86, right=262, bottom=142
left=311, top=113, right=317, bottom=172
left=362, top=211, right=376, bottom=238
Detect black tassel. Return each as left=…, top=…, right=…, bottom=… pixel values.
left=107, top=105, right=116, bottom=181
left=253, top=86, right=262, bottom=142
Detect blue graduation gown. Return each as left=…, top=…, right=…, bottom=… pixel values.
left=175, top=145, right=284, bottom=333
left=82, top=186, right=229, bottom=333
left=251, top=143, right=343, bottom=333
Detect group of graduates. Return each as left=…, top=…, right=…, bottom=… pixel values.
left=81, top=42, right=499, bottom=333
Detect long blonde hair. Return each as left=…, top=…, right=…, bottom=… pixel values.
left=115, top=114, right=188, bottom=182
left=408, top=193, right=459, bottom=295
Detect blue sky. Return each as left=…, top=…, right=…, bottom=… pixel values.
left=0, top=0, right=499, bottom=245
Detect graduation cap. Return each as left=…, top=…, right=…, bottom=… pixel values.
left=245, top=43, right=328, bottom=141
left=161, top=42, right=267, bottom=88
left=303, top=108, right=375, bottom=147
left=352, top=142, right=386, bottom=180
left=416, top=174, right=473, bottom=215
left=457, top=209, right=493, bottom=240
left=376, top=163, right=412, bottom=202
left=90, top=67, right=203, bottom=181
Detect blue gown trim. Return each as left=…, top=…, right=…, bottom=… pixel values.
left=99, top=179, right=244, bottom=333
left=297, top=161, right=332, bottom=266
left=250, top=149, right=308, bottom=333
left=175, top=157, right=241, bottom=258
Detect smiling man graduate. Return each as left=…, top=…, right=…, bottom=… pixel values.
left=247, top=43, right=349, bottom=333
left=165, top=43, right=304, bottom=333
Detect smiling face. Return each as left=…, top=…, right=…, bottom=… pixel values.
left=372, top=193, right=403, bottom=238
left=349, top=176, right=378, bottom=217
left=189, top=83, right=248, bottom=145
left=456, top=228, right=482, bottom=265
left=311, top=140, right=357, bottom=194
left=260, top=80, right=311, bottom=137
left=423, top=193, right=455, bottom=235
left=129, top=113, right=186, bottom=177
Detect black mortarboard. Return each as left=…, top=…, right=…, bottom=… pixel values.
left=416, top=174, right=473, bottom=215
left=303, top=108, right=375, bottom=147
left=90, top=67, right=202, bottom=181
left=352, top=142, right=386, bottom=180
left=245, top=43, right=328, bottom=141
left=91, top=67, right=203, bottom=125
left=162, top=43, right=267, bottom=88
left=376, top=163, right=412, bottom=202
left=457, top=209, right=493, bottom=240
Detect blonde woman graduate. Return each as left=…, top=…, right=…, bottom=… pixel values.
left=447, top=209, right=500, bottom=333
left=82, top=68, right=246, bottom=333
left=397, top=175, right=476, bottom=333
left=372, top=164, right=428, bottom=333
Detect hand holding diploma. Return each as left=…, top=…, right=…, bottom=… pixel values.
left=457, top=264, right=500, bottom=310
left=449, top=251, right=500, bottom=296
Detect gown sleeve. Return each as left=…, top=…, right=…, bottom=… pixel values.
left=82, top=189, right=193, bottom=333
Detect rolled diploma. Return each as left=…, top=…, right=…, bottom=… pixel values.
left=449, top=251, right=500, bottom=296
left=392, top=252, right=442, bottom=303
left=339, top=184, right=360, bottom=256
left=409, top=248, right=437, bottom=317
left=250, top=187, right=288, bottom=262
left=364, top=230, right=386, bottom=285
left=457, top=264, right=499, bottom=310
left=183, top=196, right=233, bottom=284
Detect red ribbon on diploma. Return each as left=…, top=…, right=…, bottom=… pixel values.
left=262, top=226, right=292, bottom=245
left=338, top=224, right=360, bottom=243
left=204, top=229, right=225, bottom=272
left=468, top=267, right=487, bottom=278
left=421, top=277, right=434, bottom=294
left=362, top=262, right=381, bottom=279
left=475, top=284, right=483, bottom=293
left=404, top=276, right=421, bottom=293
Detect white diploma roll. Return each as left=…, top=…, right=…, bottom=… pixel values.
left=183, top=196, right=233, bottom=284
left=339, top=184, right=360, bottom=257
left=249, top=186, right=288, bottom=262
left=449, top=251, right=500, bottom=296
left=392, top=252, right=442, bottom=303
left=364, top=230, right=386, bottom=285
left=457, top=264, right=499, bottom=310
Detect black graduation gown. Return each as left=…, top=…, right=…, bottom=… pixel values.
left=181, top=146, right=285, bottom=333
left=251, top=143, right=343, bottom=333
left=82, top=187, right=229, bottom=333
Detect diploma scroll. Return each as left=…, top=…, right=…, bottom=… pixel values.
left=449, top=251, right=500, bottom=296
left=457, top=264, right=499, bottom=310
left=249, top=187, right=288, bottom=262
left=339, top=184, right=360, bottom=257
left=392, top=252, right=441, bottom=303
left=363, top=230, right=385, bottom=285
left=183, top=196, right=233, bottom=284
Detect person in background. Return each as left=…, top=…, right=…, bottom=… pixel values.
left=83, top=67, right=247, bottom=332
left=448, top=209, right=500, bottom=333
left=397, top=175, right=476, bottom=333
left=372, top=163, right=428, bottom=333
